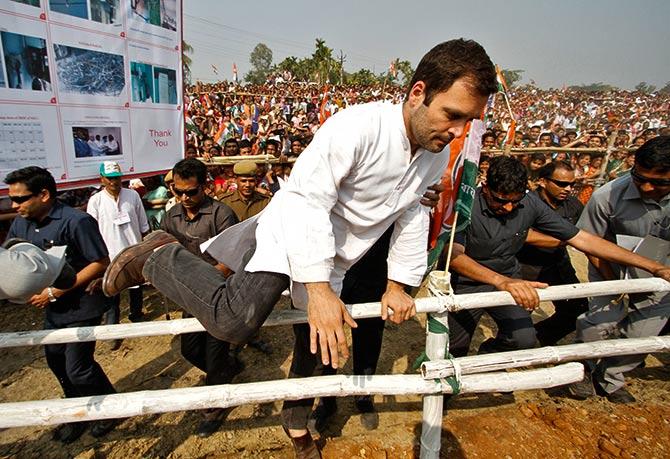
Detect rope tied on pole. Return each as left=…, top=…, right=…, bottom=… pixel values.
left=414, top=271, right=462, bottom=393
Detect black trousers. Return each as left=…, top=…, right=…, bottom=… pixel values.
left=448, top=283, right=538, bottom=358
left=180, top=311, right=235, bottom=386
left=521, top=259, right=588, bottom=346
left=281, top=227, right=392, bottom=430
left=44, top=316, right=116, bottom=398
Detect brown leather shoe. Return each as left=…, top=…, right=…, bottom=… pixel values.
left=102, top=230, right=177, bottom=297
left=283, top=427, right=321, bottom=459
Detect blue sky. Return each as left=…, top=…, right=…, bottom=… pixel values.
left=184, top=0, right=670, bottom=90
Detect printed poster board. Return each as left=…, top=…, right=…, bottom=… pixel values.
left=0, top=0, right=184, bottom=191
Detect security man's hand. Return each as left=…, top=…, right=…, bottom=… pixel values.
left=381, top=280, right=416, bottom=324
left=306, top=282, right=358, bottom=369
left=29, top=288, right=53, bottom=309
left=495, top=278, right=548, bottom=311
left=653, top=266, right=670, bottom=283
left=420, top=183, right=445, bottom=209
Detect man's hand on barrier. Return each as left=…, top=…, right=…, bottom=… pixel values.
left=420, top=183, right=445, bottom=209
left=494, top=278, right=548, bottom=311
left=381, top=280, right=416, bottom=324
left=306, top=282, right=358, bottom=369
left=653, top=266, right=670, bottom=283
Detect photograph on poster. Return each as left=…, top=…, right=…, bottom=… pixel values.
left=1, top=32, right=51, bottom=91
left=49, top=0, right=88, bottom=19
left=131, top=0, right=177, bottom=31
left=11, top=0, right=40, bottom=6
left=54, top=44, right=125, bottom=96
left=153, top=66, right=176, bottom=104
left=0, top=53, right=5, bottom=87
left=91, top=0, right=121, bottom=24
left=72, top=126, right=122, bottom=158
left=130, top=61, right=153, bottom=102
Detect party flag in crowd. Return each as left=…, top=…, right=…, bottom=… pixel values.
left=389, top=60, right=397, bottom=78
left=319, top=85, right=331, bottom=125
left=232, top=63, right=238, bottom=83
left=494, top=65, right=517, bottom=147
left=427, top=120, right=486, bottom=268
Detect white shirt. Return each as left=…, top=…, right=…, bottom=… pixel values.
left=207, top=102, right=449, bottom=308
left=87, top=188, right=149, bottom=259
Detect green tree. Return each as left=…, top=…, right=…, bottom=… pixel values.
left=634, top=81, right=657, bottom=93
left=245, top=43, right=273, bottom=85
left=659, top=81, right=670, bottom=94
left=312, top=38, right=336, bottom=84
left=346, top=68, right=381, bottom=86
left=501, top=69, right=524, bottom=88
left=568, top=82, right=618, bottom=93
left=182, top=40, right=193, bottom=84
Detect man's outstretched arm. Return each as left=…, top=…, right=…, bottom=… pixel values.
left=449, top=243, right=548, bottom=310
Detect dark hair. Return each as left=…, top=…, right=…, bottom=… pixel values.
left=4, top=166, right=57, bottom=199
left=172, top=158, right=207, bottom=185
left=224, top=138, right=238, bottom=146
left=487, top=156, right=527, bottom=194
left=239, top=139, right=252, bottom=149
left=538, top=160, right=574, bottom=179
left=538, top=132, right=552, bottom=142
left=405, top=39, right=497, bottom=104
left=480, top=154, right=490, bottom=164
left=266, top=139, right=280, bottom=149
left=635, top=135, right=670, bottom=172
left=482, top=132, right=496, bottom=142
left=529, top=152, right=546, bottom=162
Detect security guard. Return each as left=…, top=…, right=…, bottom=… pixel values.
left=219, top=160, right=270, bottom=221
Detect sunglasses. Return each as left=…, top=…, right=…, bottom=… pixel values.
left=8, top=193, right=35, bottom=204
left=487, top=189, right=524, bottom=206
left=630, top=168, right=670, bottom=187
left=172, top=186, right=201, bottom=197
left=547, top=177, right=576, bottom=188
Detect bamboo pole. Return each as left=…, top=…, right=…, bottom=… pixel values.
left=196, top=154, right=296, bottom=165
left=0, top=278, right=667, bottom=348
left=0, top=363, right=583, bottom=428
left=421, top=336, right=670, bottom=380
left=420, top=311, right=450, bottom=459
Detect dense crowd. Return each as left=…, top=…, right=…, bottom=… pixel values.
left=2, top=40, right=669, bottom=457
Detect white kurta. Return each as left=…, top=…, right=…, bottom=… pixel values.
left=206, top=101, right=450, bottom=309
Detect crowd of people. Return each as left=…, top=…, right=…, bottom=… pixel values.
left=1, top=38, right=669, bottom=458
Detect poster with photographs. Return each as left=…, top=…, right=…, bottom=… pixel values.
left=0, top=0, right=183, bottom=189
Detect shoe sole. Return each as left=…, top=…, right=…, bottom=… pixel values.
left=102, top=231, right=171, bottom=297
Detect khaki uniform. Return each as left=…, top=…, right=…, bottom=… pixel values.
left=219, top=190, right=270, bottom=221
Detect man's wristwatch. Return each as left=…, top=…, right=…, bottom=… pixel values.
left=47, top=287, right=58, bottom=303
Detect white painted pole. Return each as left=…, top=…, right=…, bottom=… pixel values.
left=419, top=310, right=450, bottom=459
left=0, top=278, right=666, bottom=348
left=0, top=363, right=583, bottom=428
left=421, top=336, right=670, bottom=380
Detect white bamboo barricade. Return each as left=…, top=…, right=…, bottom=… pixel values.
left=0, top=277, right=668, bottom=458
left=0, top=278, right=667, bottom=348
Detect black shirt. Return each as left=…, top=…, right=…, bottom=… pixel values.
left=162, top=196, right=238, bottom=264
left=517, top=191, right=584, bottom=267
left=454, top=188, right=579, bottom=286
left=7, top=201, right=110, bottom=325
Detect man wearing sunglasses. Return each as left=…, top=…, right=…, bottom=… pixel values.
left=160, top=158, right=240, bottom=437
left=3, top=166, right=117, bottom=443
left=447, top=156, right=670, bottom=363
left=571, top=135, right=670, bottom=404
left=517, top=161, right=588, bottom=346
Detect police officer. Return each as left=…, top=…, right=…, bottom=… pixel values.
left=219, top=160, right=270, bottom=221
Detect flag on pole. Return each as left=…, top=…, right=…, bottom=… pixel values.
left=319, top=85, right=331, bottom=125
left=389, top=60, right=397, bottom=78
left=232, top=63, right=238, bottom=83
left=427, top=120, right=486, bottom=268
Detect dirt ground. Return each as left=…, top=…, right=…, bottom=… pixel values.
left=0, top=250, right=668, bottom=458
